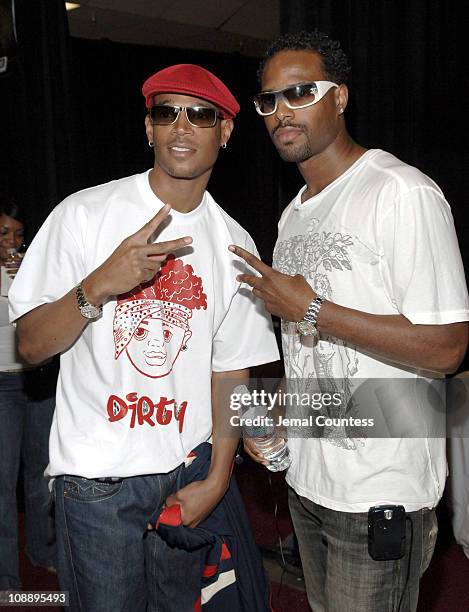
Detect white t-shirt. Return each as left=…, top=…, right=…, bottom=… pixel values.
left=273, top=149, right=469, bottom=513
left=9, top=171, right=279, bottom=478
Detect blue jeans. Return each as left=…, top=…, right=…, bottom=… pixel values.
left=288, top=487, right=438, bottom=612
left=54, top=467, right=205, bottom=612
left=0, top=369, right=56, bottom=590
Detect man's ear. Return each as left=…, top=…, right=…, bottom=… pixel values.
left=145, top=114, right=154, bottom=141
left=220, top=118, right=234, bottom=147
left=335, top=84, right=349, bottom=114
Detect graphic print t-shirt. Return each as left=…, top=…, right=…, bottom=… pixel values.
left=273, top=149, right=469, bottom=512
left=9, top=171, right=279, bottom=478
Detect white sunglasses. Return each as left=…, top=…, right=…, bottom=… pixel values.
left=254, top=81, right=338, bottom=116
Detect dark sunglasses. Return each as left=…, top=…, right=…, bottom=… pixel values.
left=253, top=81, right=338, bottom=116
left=149, top=104, right=220, bottom=128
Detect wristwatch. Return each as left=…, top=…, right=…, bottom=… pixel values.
left=296, top=295, right=324, bottom=338
left=76, top=282, right=102, bottom=319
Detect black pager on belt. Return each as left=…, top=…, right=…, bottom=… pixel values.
left=368, top=505, right=406, bottom=561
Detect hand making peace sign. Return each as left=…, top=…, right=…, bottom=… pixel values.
left=228, top=244, right=315, bottom=322
left=86, top=204, right=192, bottom=304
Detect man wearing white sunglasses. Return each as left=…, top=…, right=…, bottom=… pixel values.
left=230, top=30, right=469, bottom=612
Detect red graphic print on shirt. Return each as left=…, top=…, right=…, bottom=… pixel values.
left=113, top=257, right=207, bottom=379
left=106, top=392, right=188, bottom=432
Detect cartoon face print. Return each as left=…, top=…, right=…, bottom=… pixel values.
left=113, top=257, right=206, bottom=379
left=125, top=314, right=192, bottom=378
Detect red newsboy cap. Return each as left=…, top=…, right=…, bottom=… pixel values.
left=142, top=64, right=240, bottom=119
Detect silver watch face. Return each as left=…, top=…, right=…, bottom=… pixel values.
left=80, top=304, right=101, bottom=319
left=296, top=320, right=318, bottom=337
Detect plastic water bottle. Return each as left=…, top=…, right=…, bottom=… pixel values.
left=233, top=384, right=291, bottom=472
left=252, top=430, right=291, bottom=472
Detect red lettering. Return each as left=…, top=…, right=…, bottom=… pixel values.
left=175, top=401, right=187, bottom=433
left=137, top=396, right=155, bottom=426
left=106, top=393, right=189, bottom=431
left=155, top=397, right=174, bottom=426
left=128, top=403, right=137, bottom=429
left=107, top=395, right=128, bottom=422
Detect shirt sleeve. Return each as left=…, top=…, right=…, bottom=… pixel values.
left=211, top=239, right=280, bottom=372
left=380, top=186, right=469, bottom=325
left=9, top=205, right=85, bottom=323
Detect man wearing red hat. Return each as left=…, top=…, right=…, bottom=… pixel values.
left=9, top=64, right=279, bottom=610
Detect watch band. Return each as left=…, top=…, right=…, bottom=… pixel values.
left=76, top=282, right=102, bottom=319
left=296, top=295, right=324, bottom=337
left=304, top=296, right=324, bottom=327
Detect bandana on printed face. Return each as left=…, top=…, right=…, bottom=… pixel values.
left=113, top=258, right=207, bottom=359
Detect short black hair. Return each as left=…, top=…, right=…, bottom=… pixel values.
left=258, top=30, right=351, bottom=86
left=0, top=197, right=25, bottom=226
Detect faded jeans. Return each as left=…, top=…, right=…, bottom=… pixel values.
left=54, top=466, right=205, bottom=612
left=288, top=487, right=438, bottom=612
left=0, top=369, right=56, bottom=590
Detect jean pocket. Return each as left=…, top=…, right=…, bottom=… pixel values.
left=63, top=476, right=123, bottom=503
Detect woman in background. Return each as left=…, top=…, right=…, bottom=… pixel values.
left=0, top=198, right=56, bottom=590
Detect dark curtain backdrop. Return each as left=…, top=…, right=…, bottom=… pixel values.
left=1, top=0, right=75, bottom=241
